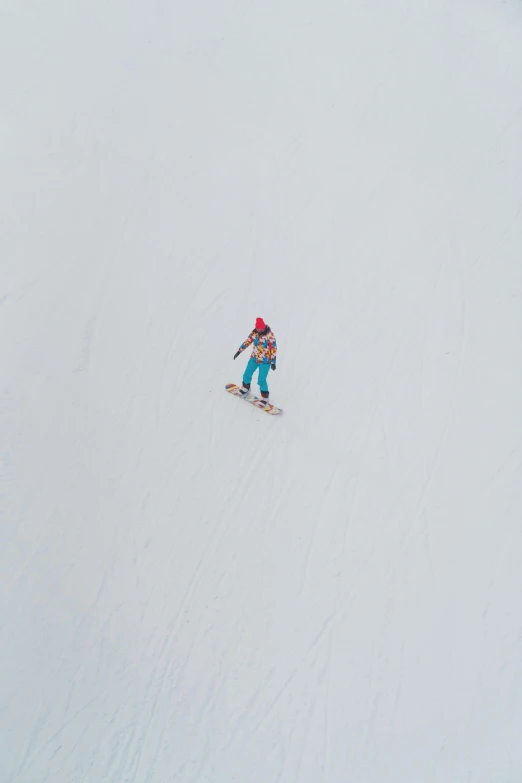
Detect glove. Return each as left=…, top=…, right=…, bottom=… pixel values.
left=234, top=350, right=240, bottom=360
left=271, top=363, right=276, bottom=371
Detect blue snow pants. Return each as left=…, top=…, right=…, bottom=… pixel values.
left=243, top=358, right=270, bottom=393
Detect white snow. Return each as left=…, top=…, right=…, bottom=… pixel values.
left=2, top=1, right=522, bottom=781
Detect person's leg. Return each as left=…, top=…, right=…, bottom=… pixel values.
left=258, top=363, right=270, bottom=395
left=242, top=358, right=258, bottom=388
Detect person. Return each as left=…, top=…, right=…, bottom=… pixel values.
left=234, top=318, right=277, bottom=399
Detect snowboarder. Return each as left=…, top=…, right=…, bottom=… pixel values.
left=233, top=318, right=277, bottom=400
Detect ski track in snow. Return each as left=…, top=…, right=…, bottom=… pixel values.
left=1, top=0, right=522, bottom=781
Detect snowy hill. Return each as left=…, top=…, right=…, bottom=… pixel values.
left=2, top=1, right=522, bottom=781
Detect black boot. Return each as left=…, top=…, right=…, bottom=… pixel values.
left=242, top=382, right=250, bottom=391
left=261, top=390, right=269, bottom=400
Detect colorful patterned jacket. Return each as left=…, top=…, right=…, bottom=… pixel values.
left=238, top=326, right=277, bottom=366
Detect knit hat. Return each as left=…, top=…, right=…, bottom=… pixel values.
left=255, top=317, right=266, bottom=331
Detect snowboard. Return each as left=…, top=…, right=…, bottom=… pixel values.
left=225, top=383, right=283, bottom=415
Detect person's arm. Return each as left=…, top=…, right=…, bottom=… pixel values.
left=234, top=331, right=255, bottom=359
left=270, top=335, right=277, bottom=369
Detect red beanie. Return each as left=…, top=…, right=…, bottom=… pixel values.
left=255, top=317, right=266, bottom=331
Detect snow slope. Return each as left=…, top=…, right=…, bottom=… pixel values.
left=2, top=1, right=522, bottom=781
